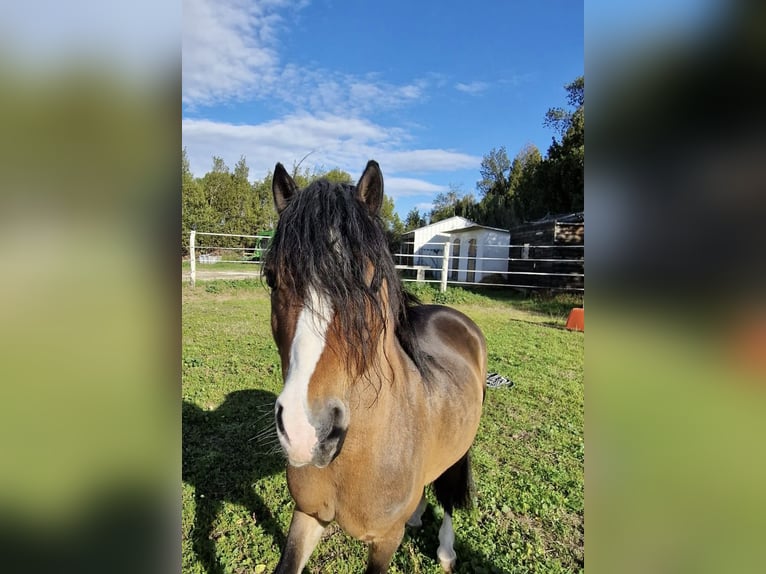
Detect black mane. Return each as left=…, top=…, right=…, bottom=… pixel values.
left=263, top=178, right=430, bottom=381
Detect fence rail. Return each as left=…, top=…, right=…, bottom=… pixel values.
left=185, top=231, right=583, bottom=292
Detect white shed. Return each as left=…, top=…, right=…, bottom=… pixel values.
left=399, top=217, right=510, bottom=284
left=398, top=216, right=473, bottom=269
left=446, top=224, right=510, bottom=283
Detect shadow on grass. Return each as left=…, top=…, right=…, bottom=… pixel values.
left=183, top=389, right=285, bottom=574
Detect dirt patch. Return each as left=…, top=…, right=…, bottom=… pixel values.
left=182, top=269, right=263, bottom=282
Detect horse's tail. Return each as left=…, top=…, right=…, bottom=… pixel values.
left=433, top=451, right=474, bottom=514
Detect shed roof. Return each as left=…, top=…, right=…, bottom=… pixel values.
left=447, top=223, right=510, bottom=235
left=401, top=215, right=473, bottom=236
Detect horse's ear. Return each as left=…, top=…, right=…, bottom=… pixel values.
left=356, top=160, right=384, bottom=215
left=272, top=162, right=297, bottom=214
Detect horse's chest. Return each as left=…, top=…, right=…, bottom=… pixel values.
left=334, top=487, right=412, bottom=540
left=333, top=461, right=418, bottom=537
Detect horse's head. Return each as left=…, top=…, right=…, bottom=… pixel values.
left=263, top=160, right=398, bottom=468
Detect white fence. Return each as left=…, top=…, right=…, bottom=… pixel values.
left=187, top=230, right=272, bottom=286
left=395, top=239, right=583, bottom=292
left=186, top=231, right=584, bottom=292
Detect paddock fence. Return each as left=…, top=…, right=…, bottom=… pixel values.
left=184, top=231, right=584, bottom=292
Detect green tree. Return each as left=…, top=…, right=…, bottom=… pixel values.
left=404, top=208, right=426, bottom=231
left=379, top=194, right=405, bottom=253
left=476, top=147, right=511, bottom=198
left=543, top=76, right=584, bottom=136
left=251, top=171, right=278, bottom=231
left=516, top=76, right=584, bottom=221
left=505, top=144, right=543, bottom=224
left=322, top=167, right=354, bottom=184
left=430, top=189, right=459, bottom=223
left=181, top=148, right=213, bottom=254
left=470, top=145, right=540, bottom=229
left=430, top=183, right=478, bottom=223
left=230, top=156, right=256, bottom=233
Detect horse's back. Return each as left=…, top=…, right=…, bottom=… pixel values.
left=408, top=304, right=487, bottom=383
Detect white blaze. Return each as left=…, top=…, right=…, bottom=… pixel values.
left=277, top=288, right=333, bottom=465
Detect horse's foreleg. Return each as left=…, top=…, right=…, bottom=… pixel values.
left=274, top=510, right=325, bottom=574
left=406, top=491, right=427, bottom=527
left=364, top=524, right=404, bottom=574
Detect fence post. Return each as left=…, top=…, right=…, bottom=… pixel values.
left=189, top=230, right=196, bottom=287
left=440, top=239, right=451, bottom=293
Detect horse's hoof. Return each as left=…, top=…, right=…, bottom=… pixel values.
left=406, top=516, right=422, bottom=527
left=438, top=556, right=456, bottom=572
left=437, top=548, right=456, bottom=572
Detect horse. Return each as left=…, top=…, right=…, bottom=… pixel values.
left=262, top=160, right=487, bottom=573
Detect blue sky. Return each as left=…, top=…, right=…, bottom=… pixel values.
left=183, top=0, right=583, bottom=219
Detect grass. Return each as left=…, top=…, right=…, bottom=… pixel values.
left=182, top=280, right=583, bottom=573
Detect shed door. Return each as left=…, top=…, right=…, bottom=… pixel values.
left=450, top=239, right=461, bottom=281
left=467, top=239, right=477, bottom=283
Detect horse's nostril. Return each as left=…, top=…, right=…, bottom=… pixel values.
left=276, top=403, right=288, bottom=442
left=316, top=402, right=348, bottom=456
left=329, top=402, right=348, bottom=428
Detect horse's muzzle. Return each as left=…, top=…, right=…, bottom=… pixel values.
left=275, top=398, right=349, bottom=468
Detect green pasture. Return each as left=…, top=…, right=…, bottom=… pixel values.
left=182, top=280, right=583, bottom=573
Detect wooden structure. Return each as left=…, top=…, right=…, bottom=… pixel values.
left=507, top=212, right=584, bottom=291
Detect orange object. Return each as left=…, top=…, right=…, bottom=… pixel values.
left=729, top=317, right=766, bottom=375
left=566, top=307, right=584, bottom=331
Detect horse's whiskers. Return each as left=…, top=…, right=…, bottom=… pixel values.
left=249, top=426, right=277, bottom=443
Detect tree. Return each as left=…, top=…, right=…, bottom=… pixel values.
left=201, top=156, right=257, bottom=248
left=468, top=145, right=541, bottom=228
left=430, top=184, right=478, bottom=223
left=476, top=147, right=511, bottom=198
left=379, top=194, right=405, bottom=253
left=514, top=76, right=584, bottom=221
left=181, top=148, right=213, bottom=254
left=430, top=189, right=459, bottom=222
left=230, top=156, right=256, bottom=233
left=404, top=208, right=426, bottom=231
left=322, top=167, right=354, bottom=184
left=543, top=76, right=584, bottom=136
left=251, top=171, right=278, bottom=231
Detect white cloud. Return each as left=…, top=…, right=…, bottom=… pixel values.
left=183, top=0, right=430, bottom=113
left=415, top=202, right=436, bottom=212
left=378, top=149, right=480, bottom=173
left=183, top=0, right=286, bottom=105
left=183, top=114, right=393, bottom=178
left=455, top=81, right=490, bottom=95
left=384, top=178, right=447, bottom=199
left=182, top=115, right=479, bottom=188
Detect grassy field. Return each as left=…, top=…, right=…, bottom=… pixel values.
left=182, top=280, right=584, bottom=574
